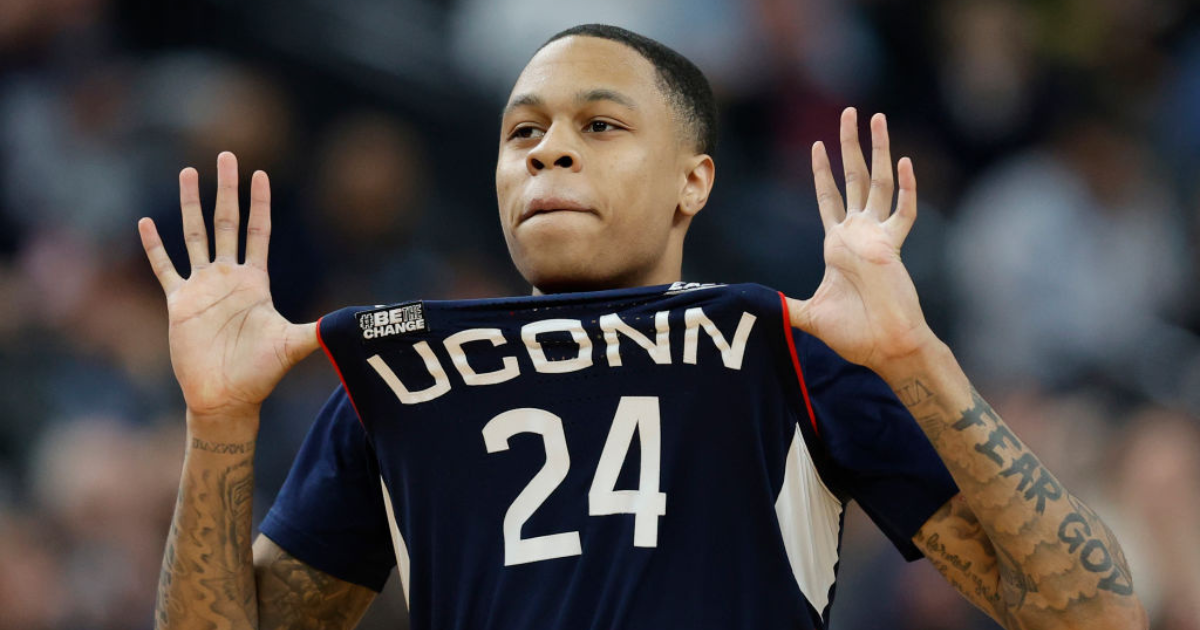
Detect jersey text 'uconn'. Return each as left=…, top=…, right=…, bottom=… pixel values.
left=366, top=307, right=757, bottom=405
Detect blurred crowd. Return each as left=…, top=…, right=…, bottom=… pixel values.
left=1, top=0, right=1198, bottom=628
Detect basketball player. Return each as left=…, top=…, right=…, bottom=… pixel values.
left=140, top=24, right=1146, bottom=630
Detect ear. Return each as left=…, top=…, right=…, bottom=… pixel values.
left=678, top=154, right=715, bottom=218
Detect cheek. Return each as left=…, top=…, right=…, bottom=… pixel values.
left=495, top=158, right=519, bottom=206
left=495, top=159, right=524, bottom=232
left=590, top=166, right=677, bottom=271
left=606, top=154, right=678, bottom=232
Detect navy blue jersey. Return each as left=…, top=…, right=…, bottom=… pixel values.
left=261, top=283, right=958, bottom=629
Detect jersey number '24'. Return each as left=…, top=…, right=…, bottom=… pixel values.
left=482, top=396, right=668, bottom=566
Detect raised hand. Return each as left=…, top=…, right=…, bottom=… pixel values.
left=139, top=152, right=318, bottom=426
left=786, top=109, right=936, bottom=371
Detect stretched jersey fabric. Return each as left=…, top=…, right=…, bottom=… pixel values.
left=261, top=283, right=958, bottom=629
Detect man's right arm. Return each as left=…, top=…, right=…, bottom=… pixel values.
left=154, top=414, right=376, bottom=630
left=155, top=420, right=258, bottom=628
left=142, top=153, right=372, bottom=629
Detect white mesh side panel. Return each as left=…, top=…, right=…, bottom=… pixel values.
left=775, top=424, right=843, bottom=616
left=380, top=477, right=412, bottom=605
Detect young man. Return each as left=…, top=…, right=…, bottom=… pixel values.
left=140, top=24, right=1146, bottom=630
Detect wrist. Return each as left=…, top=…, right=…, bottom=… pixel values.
left=875, top=338, right=974, bottom=413
left=185, top=405, right=262, bottom=444
left=869, top=326, right=946, bottom=379
left=873, top=334, right=957, bottom=390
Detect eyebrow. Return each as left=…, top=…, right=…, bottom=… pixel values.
left=503, top=93, right=544, bottom=116
left=502, top=88, right=639, bottom=118
left=578, top=88, right=638, bottom=110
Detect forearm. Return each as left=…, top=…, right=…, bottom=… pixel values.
left=877, top=341, right=1145, bottom=629
left=156, top=411, right=260, bottom=630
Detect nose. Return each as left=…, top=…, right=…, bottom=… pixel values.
left=526, top=125, right=582, bottom=175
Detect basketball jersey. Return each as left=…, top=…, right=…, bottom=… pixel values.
left=261, top=282, right=958, bottom=629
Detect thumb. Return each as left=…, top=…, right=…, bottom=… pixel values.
left=784, top=296, right=816, bottom=335
left=284, top=321, right=321, bottom=366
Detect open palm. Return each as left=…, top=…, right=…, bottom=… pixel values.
left=139, top=153, right=317, bottom=420
left=786, top=109, right=936, bottom=371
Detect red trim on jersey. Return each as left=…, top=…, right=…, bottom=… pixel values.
left=316, top=316, right=367, bottom=429
left=778, top=292, right=820, bottom=437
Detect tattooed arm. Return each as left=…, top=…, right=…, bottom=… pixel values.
left=155, top=424, right=376, bottom=630
left=786, top=108, right=1145, bottom=629
left=141, top=155, right=370, bottom=627
left=156, top=430, right=259, bottom=628
left=893, top=352, right=1145, bottom=629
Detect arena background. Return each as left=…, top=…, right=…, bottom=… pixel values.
left=2, top=0, right=1199, bottom=628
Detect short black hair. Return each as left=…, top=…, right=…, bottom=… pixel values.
left=540, top=24, right=717, bottom=157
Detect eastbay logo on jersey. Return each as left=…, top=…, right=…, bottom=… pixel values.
left=357, top=302, right=427, bottom=340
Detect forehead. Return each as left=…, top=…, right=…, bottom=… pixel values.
left=508, top=36, right=666, bottom=112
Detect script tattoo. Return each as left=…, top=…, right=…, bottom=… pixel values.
left=1056, top=495, right=1134, bottom=596
left=192, top=437, right=256, bottom=455
left=913, top=498, right=1006, bottom=622
left=902, top=384, right=1140, bottom=628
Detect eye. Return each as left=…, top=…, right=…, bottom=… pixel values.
left=586, top=120, right=620, bottom=133
left=509, top=125, right=544, bottom=141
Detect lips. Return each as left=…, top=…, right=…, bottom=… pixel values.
left=519, top=197, right=594, bottom=224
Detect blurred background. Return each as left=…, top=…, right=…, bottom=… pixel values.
left=1, top=0, right=1199, bottom=628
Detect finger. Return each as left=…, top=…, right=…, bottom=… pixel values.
left=244, top=170, right=271, bottom=269
left=213, top=151, right=240, bottom=262
left=839, top=107, right=869, bottom=212
left=811, top=141, right=845, bottom=231
left=865, top=113, right=895, bottom=221
left=179, top=167, right=210, bottom=269
left=886, top=156, right=918, bottom=243
left=138, top=218, right=183, bottom=293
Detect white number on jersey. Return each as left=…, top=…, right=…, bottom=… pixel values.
left=481, top=396, right=668, bottom=566
left=588, top=396, right=667, bottom=547
left=482, top=408, right=583, bottom=566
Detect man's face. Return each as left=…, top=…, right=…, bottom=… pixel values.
left=496, top=36, right=701, bottom=293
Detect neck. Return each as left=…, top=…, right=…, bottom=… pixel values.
left=529, top=230, right=689, bottom=296
left=530, top=267, right=682, bottom=296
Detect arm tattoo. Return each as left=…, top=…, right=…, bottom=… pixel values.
left=898, top=380, right=1142, bottom=628
left=156, top=453, right=257, bottom=629
left=155, top=440, right=374, bottom=630
left=913, top=498, right=1006, bottom=621
left=192, top=437, right=256, bottom=455
left=254, top=540, right=376, bottom=630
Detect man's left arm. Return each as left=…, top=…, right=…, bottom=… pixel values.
left=888, top=341, right=1144, bottom=629
left=787, top=107, right=1146, bottom=630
